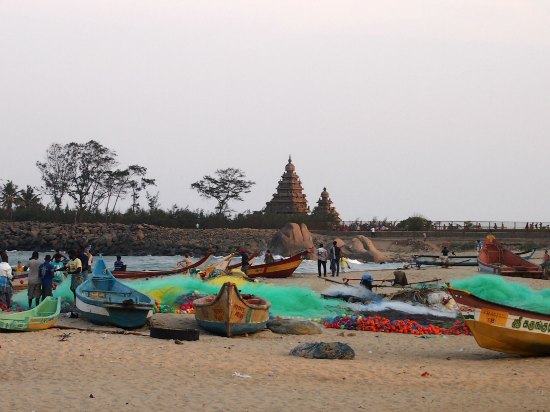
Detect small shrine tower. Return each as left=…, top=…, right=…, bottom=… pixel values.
left=265, top=156, right=310, bottom=214
left=312, top=187, right=341, bottom=221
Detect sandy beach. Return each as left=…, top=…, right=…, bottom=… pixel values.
left=2, top=262, right=550, bottom=412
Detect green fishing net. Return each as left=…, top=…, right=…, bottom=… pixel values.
left=13, top=274, right=343, bottom=319
left=451, top=275, right=550, bottom=314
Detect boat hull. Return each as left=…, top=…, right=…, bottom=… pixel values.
left=0, top=297, right=61, bottom=332
left=113, top=254, right=211, bottom=279
left=194, top=282, right=270, bottom=337
left=448, top=287, right=550, bottom=356
left=478, top=238, right=543, bottom=279
left=76, top=257, right=155, bottom=329
left=246, top=251, right=305, bottom=279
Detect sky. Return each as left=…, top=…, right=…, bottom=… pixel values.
left=1, top=1, right=549, bottom=222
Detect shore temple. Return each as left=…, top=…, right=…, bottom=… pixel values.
left=265, top=156, right=340, bottom=220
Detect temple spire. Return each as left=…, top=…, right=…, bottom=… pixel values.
left=265, top=157, right=309, bottom=214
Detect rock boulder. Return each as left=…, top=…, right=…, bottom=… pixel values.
left=289, top=342, right=355, bottom=359
left=267, top=319, right=323, bottom=335
left=268, top=223, right=314, bottom=258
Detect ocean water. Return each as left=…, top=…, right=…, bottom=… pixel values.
left=5, top=251, right=406, bottom=274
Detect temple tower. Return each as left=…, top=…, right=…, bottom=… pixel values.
left=312, top=187, right=341, bottom=221
left=265, top=156, right=310, bottom=214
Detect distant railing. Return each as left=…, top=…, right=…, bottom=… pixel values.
left=338, top=221, right=550, bottom=232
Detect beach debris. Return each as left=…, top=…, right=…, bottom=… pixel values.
left=57, top=332, right=72, bottom=342
left=323, top=315, right=471, bottom=335
left=232, top=371, right=251, bottom=378
left=89, top=394, right=95, bottom=398
left=289, top=342, right=355, bottom=360
left=421, top=371, right=430, bottom=377
left=174, top=339, right=184, bottom=344
left=267, top=318, right=323, bottom=335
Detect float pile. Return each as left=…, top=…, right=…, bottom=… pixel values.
left=323, top=315, right=471, bottom=335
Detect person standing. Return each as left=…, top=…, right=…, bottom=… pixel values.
left=542, top=249, right=549, bottom=268
left=329, top=241, right=341, bottom=277
left=27, top=251, right=41, bottom=308
left=51, top=254, right=65, bottom=282
left=80, top=247, right=91, bottom=280
left=66, top=250, right=83, bottom=302
left=441, top=246, right=451, bottom=268
left=0, top=250, right=14, bottom=309
left=371, top=227, right=376, bottom=237
left=264, top=250, right=274, bottom=264
left=317, top=243, right=328, bottom=278
left=39, top=255, right=55, bottom=301
left=476, top=240, right=483, bottom=254
left=240, top=249, right=250, bottom=275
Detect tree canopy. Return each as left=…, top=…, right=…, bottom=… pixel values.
left=191, top=168, right=255, bottom=215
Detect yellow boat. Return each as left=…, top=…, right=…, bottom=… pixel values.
left=194, top=282, right=270, bottom=337
left=448, top=287, right=550, bottom=356
left=0, top=297, right=61, bottom=331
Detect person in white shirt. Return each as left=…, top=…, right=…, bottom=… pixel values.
left=317, top=243, right=328, bottom=278
left=0, top=250, right=14, bottom=309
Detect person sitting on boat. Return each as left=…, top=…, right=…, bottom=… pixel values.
left=15, top=261, right=25, bottom=275
left=264, top=250, right=274, bottom=264
left=0, top=250, right=14, bottom=309
left=360, top=273, right=374, bottom=290
left=39, top=255, right=55, bottom=301
left=114, top=255, right=126, bottom=271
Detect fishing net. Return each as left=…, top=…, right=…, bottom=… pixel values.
left=451, top=275, right=550, bottom=314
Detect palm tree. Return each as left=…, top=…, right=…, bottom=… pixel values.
left=0, top=180, right=19, bottom=220
left=16, top=185, right=42, bottom=209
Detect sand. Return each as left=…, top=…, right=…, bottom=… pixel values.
left=2, top=263, right=550, bottom=411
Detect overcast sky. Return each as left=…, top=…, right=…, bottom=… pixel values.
left=1, top=1, right=549, bottom=222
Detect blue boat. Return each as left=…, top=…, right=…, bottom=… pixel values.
left=75, top=257, right=155, bottom=328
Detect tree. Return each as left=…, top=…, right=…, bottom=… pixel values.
left=397, top=215, right=432, bottom=231
left=191, top=168, right=255, bottom=215
left=36, top=143, right=72, bottom=210
left=16, top=185, right=42, bottom=209
left=0, top=180, right=19, bottom=220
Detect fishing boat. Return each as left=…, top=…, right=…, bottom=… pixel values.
left=113, top=254, right=212, bottom=279
left=0, top=297, right=61, bottom=331
left=226, top=252, right=259, bottom=270
left=413, top=249, right=535, bottom=268
left=193, top=282, right=270, bottom=337
left=478, top=236, right=544, bottom=279
left=245, top=251, right=306, bottom=279
left=448, top=286, right=550, bottom=356
left=76, top=257, right=155, bottom=328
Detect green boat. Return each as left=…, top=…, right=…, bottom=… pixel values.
left=0, top=297, right=61, bottom=331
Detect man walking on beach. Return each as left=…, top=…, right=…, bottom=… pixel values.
left=329, top=241, right=341, bottom=277
left=317, top=243, right=328, bottom=277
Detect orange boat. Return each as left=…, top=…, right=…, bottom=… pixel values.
left=113, top=254, right=212, bottom=279
left=245, top=251, right=306, bottom=279
left=478, top=236, right=544, bottom=279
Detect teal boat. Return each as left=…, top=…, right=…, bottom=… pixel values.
left=0, top=297, right=61, bottom=331
left=75, top=257, right=154, bottom=328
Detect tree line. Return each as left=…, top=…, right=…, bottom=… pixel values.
left=0, top=140, right=343, bottom=230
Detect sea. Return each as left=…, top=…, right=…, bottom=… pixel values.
left=5, top=250, right=406, bottom=274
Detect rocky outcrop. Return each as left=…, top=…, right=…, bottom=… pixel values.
left=289, top=342, right=355, bottom=360
left=0, top=222, right=276, bottom=256
left=268, top=223, right=314, bottom=258
left=342, top=235, right=387, bottom=263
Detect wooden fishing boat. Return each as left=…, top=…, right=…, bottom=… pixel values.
left=478, top=237, right=544, bottom=279
left=113, top=254, right=211, bottom=279
left=0, top=297, right=61, bottom=331
left=194, top=282, right=270, bottom=337
left=448, top=286, right=550, bottom=356
left=76, top=257, right=155, bottom=328
left=245, top=251, right=306, bottom=279
left=413, top=249, right=535, bottom=268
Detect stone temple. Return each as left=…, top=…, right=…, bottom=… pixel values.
left=265, top=156, right=310, bottom=214
left=312, top=187, right=341, bottom=221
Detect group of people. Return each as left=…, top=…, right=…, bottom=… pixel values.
left=317, top=241, right=349, bottom=277
left=0, top=247, right=93, bottom=310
